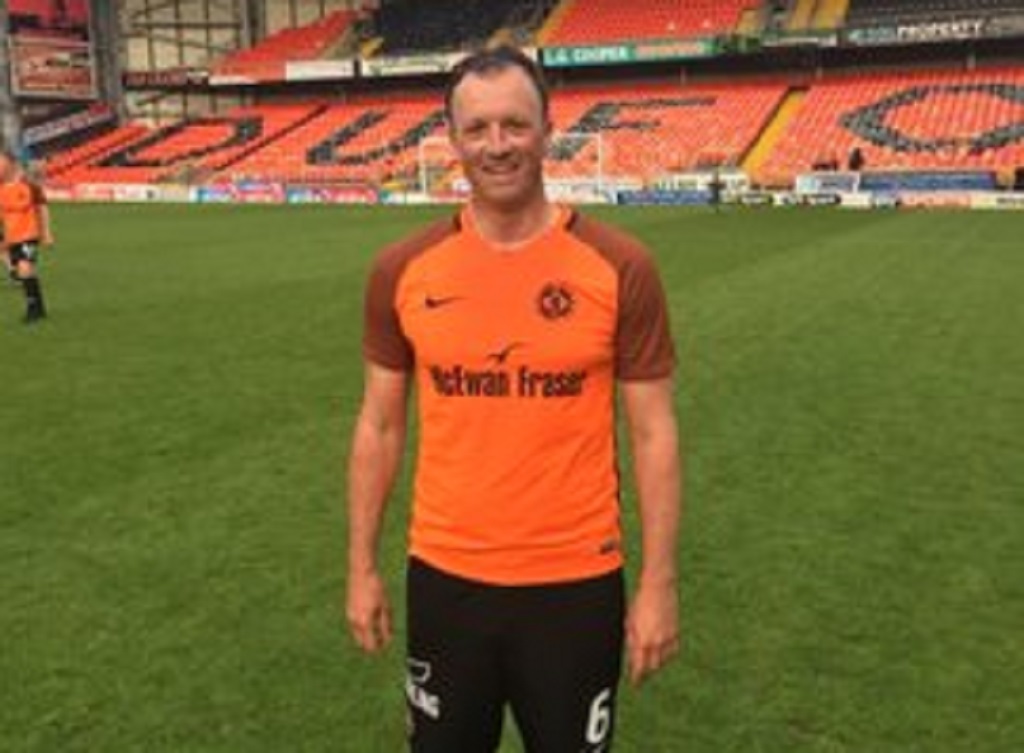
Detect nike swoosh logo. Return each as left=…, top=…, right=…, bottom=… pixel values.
left=424, top=295, right=462, bottom=309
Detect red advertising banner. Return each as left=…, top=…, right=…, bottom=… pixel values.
left=7, top=0, right=96, bottom=99
left=9, top=37, right=97, bottom=99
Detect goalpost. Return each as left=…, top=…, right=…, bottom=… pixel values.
left=545, top=130, right=608, bottom=202
left=416, top=136, right=462, bottom=198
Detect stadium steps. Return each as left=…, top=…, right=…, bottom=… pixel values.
left=742, top=87, right=806, bottom=186
left=810, top=0, right=849, bottom=29
left=211, top=103, right=331, bottom=177
left=46, top=126, right=150, bottom=178
left=736, top=7, right=763, bottom=35
left=786, top=0, right=818, bottom=30
left=324, top=26, right=358, bottom=59
left=534, top=0, right=577, bottom=46
left=360, top=36, right=384, bottom=58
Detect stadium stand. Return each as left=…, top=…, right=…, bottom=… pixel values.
left=214, top=82, right=785, bottom=187
left=32, top=0, right=1024, bottom=197
left=370, top=0, right=555, bottom=54
left=757, top=68, right=1024, bottom=185
left=44, top=64, right=1024, bottom=192
left=546, top=0, right=757, bottom=44
left=54, top=104, right=322, bottom=185
left=219, top=97, right=446, bottom=185
left=545, top=82, right=788, bottom=183
left=213, top=10, right=354, bottom=76
left=46, top=125, right=151, bottom=178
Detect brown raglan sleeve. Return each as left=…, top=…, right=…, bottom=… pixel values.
left=615, top=248, right=676, bottom=380
left=361, top=217, right=457, bottom=371
left=570, top=213, right=676, bottom=381
left=362, top=247, right=414, bottom=371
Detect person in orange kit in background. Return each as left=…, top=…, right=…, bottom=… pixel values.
left=0, top=147, right=52, bottom=323
left=345, top=46, right=683, bottom=751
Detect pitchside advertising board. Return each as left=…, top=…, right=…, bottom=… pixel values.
left=6, top=0, right=97, bottom=99
left=845, top=14, right=1024, bottom=46
left=542, top=39, right=717, bottom=68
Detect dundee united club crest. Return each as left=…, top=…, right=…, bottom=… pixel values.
left=537, top=282, right=574, bottom=320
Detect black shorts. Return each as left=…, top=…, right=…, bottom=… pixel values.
left=406, top=557, right=625, bottom=752
left=8, top=242, right=39, bottom=266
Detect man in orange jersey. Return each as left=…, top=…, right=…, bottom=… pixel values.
left=346, top=46, right=682, bottom=752
left=0, top=148, right=52, bottom=323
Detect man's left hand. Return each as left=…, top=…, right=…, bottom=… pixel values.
left=625, top=579, right=680, bottom=686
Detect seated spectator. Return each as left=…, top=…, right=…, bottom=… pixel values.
left=847, top=146, right=865, bottom=172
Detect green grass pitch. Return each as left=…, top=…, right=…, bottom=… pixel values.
left=1, top=203, right=1022, bottom=752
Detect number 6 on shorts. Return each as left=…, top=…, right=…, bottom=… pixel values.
left=585, top=687, right=613, bottom=745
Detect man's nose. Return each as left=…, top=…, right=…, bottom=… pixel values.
left=484, top=125, right=512, bottom=153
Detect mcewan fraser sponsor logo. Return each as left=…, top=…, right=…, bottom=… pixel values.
left=429, top=365, right=587, bottom=399
left=518, top=367, right=587, bottom=398
left=430, top=365, right=512, bottom=397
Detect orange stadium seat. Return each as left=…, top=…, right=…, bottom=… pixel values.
left=55, top=104, right=321, bottom=184
left=215, top=10, right=354, bottom=75
left=760, top=68, right=1024, bottom=185
left=50, top=84, right=786, bottom=187
left=544, top=82, right=787, bottom=183
left=221, top=96, right=446, bottom=185
left=220, top=84, right=785, bottom=187
left=46, top=125, right=151, bottom=179
left=549, top=0, right=756, bottom=44
left=51, top=68, right=1024, bottom=190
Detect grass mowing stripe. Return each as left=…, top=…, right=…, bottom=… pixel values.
left=1, top=204, right=1021, bottom=752
left=593, top=208, right=1023, bottom=752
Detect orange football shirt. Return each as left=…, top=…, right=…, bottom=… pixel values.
left=364, top=205, right=675, bottom=585
left=0, top=177, right=46, bottom=245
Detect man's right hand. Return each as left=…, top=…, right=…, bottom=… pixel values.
left=346, top=568, right=393, bottom=653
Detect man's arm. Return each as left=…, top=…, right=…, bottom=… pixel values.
left=37, top=203, right=53, bottom=246
left=621, top=376, right=682, bottom=686
left=345, top=362, right=410, bottom=653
